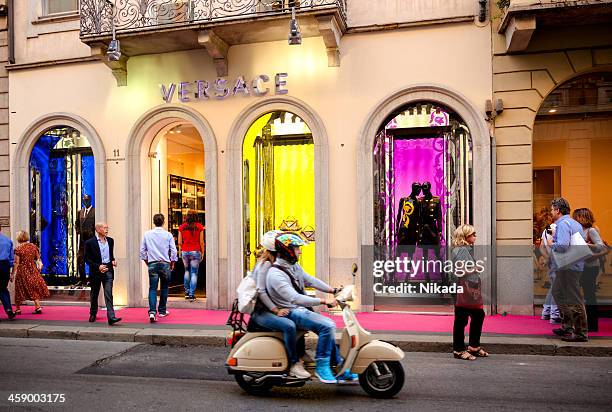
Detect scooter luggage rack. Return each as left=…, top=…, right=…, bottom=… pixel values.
left=226, top=299, right=248, bottom=348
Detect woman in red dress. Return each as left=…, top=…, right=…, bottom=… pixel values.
left=11, top=231, right=50, bottom=314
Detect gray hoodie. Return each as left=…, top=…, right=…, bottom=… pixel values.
left=266, top=258, right=331, bottom=309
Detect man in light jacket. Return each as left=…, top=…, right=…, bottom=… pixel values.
left=548, top=197, right=588, bottom=342
left=140, top=214, right=178, bottom=323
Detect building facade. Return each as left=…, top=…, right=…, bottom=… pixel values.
left=10, top=1, right=609, bottom=314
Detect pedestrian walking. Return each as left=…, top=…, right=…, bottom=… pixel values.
left=573, top=208, right=605, bottom=333
left=539, top=223, right=561, bottom=323
left=12, top=231, right=49, bottom=314
left=0, top=224, right=16, bottom=321
left=549, top=198, right=588, bottom=342
left=140, top=214, right=178, bottom=323
left=451, top=224, right=488, bottom=361
left=85, top=222, right=121, bottom=325
left=178, top=211, right=204, bottom=300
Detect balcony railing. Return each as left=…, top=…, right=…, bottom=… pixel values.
left=80, top=0, right=347, bottom=38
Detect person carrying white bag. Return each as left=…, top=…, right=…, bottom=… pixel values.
left=548, top=197, right=591, bottom=342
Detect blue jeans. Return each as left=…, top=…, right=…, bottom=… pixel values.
left=543, top=271, right=560, bottom=318
left=288, top=307, right=336, bottom=360
left=182, top=251, right=201, bottom=296
left=251, top=310, right=299, bottom=364
left=148, top=262, right=170, bottom=315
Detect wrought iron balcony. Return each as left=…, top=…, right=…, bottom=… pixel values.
left=80, top=0, right=347, bottom=86
left=80, top=0, right=346, bottom=38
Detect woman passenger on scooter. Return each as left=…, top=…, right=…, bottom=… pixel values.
left=267, top=233, right=358, bottom=384
left=249, top=230, right=311, bottom=380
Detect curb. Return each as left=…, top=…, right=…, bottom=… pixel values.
left=1, top=324, right=611, bottom=356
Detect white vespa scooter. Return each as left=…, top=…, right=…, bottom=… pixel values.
left=226, top=264, right=405, bottom=398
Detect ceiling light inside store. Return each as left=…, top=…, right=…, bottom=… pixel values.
left=288, top=7, right=302, bottom=45
left=548, top=108, right=557, bottom=113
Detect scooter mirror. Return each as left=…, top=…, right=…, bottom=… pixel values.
left=351, top=263, right=358, bottom=275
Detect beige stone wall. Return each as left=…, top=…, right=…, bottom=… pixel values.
left=0, top=16, right=8, bottom=234
left=492, top=3, right=612, bottom=312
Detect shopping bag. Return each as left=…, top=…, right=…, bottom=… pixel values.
left=551, top=231, right=593, bottom=270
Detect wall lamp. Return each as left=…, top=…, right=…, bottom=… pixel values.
left=105, top=0, right=121, bottom=61
left=288, top=7, right=301, bottom=45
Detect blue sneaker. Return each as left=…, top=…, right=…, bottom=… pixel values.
left=314, top=358, right=337, bottom=384
left=337, top=370, right=359, bottom=384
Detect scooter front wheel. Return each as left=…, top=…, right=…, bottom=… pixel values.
left=358, top=361, right=404, bottom=398
left=234, top=372, right=273, bottom=396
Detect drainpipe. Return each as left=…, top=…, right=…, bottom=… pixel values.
left=8, top=0, right=14, bottom=64
left=490, top=132, right=498, bottom=314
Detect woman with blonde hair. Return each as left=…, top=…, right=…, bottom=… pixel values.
left=11, top=230, right=50, bottom=314
left=451, top=224, right=488, bottom=361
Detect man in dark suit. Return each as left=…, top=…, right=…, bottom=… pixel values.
left=75, top=194, right=95, bottom=286
left=84, top=222, right=121, bottom=325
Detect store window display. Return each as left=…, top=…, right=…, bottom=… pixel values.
left=373, top=103, right=473, bottom=304
left=29, top=126, right=95, bottom=295
left=242, top=111, right=316, bottom=276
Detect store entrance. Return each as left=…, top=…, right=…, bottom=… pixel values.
left=29, top=126, right=95, bottom=301
left=150, top=123, right=206, bottom=300
left=373, top=104, right=473, bottom=311
left=242, top=111, right=316, bottom=276
left=533, top=72, right=612, bottom=312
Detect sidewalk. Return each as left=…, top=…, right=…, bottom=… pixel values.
left=2, top=306, right=611, bottom=356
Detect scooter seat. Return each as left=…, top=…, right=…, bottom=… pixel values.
left=247, top=319, right=273, bottom=332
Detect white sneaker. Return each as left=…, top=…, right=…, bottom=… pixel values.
left=149, top=313, right=157, bottom=323
left=289, top=362, right=311, bottom=379
left=158, top=311, right=170, bottom=318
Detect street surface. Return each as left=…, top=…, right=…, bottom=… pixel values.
left=0, top=337, right=611, bottom=411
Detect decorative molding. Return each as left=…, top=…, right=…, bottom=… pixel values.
left=198, top=29, right=229, bottom=77
left=316, top=14, right=344, bottom=67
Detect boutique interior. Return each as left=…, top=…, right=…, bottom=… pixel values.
left=29, top=126, right=95, bottom=299
left=242, top=111, right=316, bottom=276
left=373, top=103, right=473, bottom=309
left=533, top=72, right=612, bottom=305
left=150, top=123, right=206, bottom=298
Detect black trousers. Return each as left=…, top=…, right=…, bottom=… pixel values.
left=90, top=270, right=115, bottom=319
left=453, top=306, right=485, bottom=352
left=580, top=266, right=599, bottom=332
left=0, top=260, right=12, bottom=313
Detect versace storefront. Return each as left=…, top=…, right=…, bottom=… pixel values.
left=9, top=1, right=493, bottom=311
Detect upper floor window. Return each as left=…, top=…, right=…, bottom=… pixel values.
left=43, top=0, right=78, bottom=16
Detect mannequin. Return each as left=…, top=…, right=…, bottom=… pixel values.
left=418, top=181, right=442, bottom=282
left=75, top=194, right=95, bottom=286
left=396, top=182, right=422, bottom=246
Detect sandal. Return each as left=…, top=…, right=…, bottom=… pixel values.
left=14, top=309, right=21, bottom=315
left=453, top=351, right=476, bottom=361
left=468, top=346, right=489, bottom=357
left=33, top=308, right=42, bottom=314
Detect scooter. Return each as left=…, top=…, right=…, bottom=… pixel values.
left=226, top=264, right=405, bottom=398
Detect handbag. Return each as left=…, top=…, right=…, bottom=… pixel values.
left=551, top=222, right=593, bottom=270
left=585, top=228, right=610, bottom=261
left=236, top=271, right=258, bottom=314
left=300, top=225, right=315, bottom=242
left=279, top=216, right=301, bottom=232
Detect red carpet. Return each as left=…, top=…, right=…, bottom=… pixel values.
left=9, top=306, right=612, bottom=337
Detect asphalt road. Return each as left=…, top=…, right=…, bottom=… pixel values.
left=0, top=337, right=611, bottom=411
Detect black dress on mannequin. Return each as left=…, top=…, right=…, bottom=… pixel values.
left=419, top=181, right=442, bottom=282
left=396, top=182, right=422, bottom=246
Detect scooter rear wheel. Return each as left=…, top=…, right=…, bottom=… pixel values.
left=358, top=361, right=404, bottom=398
left=234, top=372, right=273, bottom=396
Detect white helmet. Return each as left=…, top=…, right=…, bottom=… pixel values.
left=261, top=230, right=282, bottom=251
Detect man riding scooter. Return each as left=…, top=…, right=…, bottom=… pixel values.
left=267, top=233, right=359, bottom=384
